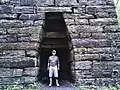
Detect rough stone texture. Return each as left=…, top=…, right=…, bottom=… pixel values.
left=0, top=0, right=119, bottom=86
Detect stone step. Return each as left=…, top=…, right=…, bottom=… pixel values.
left=41, top=44, right=68, bottom=48
left=44, top=32, right=67, bottom=38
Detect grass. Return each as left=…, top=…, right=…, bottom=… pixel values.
left=73, top=85, right=120, bottom=90
left=4, top=83, right=41, bottom=90
left=116, top=0, right=120, bottom=25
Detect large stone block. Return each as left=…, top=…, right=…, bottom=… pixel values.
left=71, top=25, right=104, bottom=33
left=36, top=0, right=54, bottom=6
left=0, top=20, right=23, bottom=28
left=0, top=50, right=25, bottom=57
left=34, top=20, right=43, bottom=26
left=77, top=0, right=87, bottom=6
left=37, top=7, right=72, bottom=13
left=0, top=57, right=36, bottom=68
left=95, top=78, right=114, bottom=86
left=23, top=67, right=39, bottom=76
left=72, top=39, right=108, bottom=48
left=74, top=61, right=92, bottom=70
left=76, top=79, right=95, bottom=85
left=12, top=69, right=23, bottom=77
left=0, top=28, right=6, bottom=34
left=18, top=26, right=42, bottom=34
left=0, top=42, right=39, bottom=50
left=21, top=76, right=37, bottom=83
left=74, top=54, right=100, bottom=61
left=75, top=70, right=92, bottom=79
left=103, top=25, right=120, bottom=32
left=0, top=77, right=12, bottom=85
left=19, top=13, right=44, bottom=20
left=0, top=14, right=17, bottom=19
left=86, top=47, right=117, bottom=54
left=93, top=61, right=114, bottom=70
left=20, top=0, right=35, bottom=6
left=17, top=34, right=31, bottom=42
left=93, top=70, right=112, bottom=78
left=75, top=19, right=89, bottom=25
left=0, top=68, right=13, bottom=77
left=89, top=18, right=118, bottom=26
left=25, top=50, right=38, bottom=57
left=14, top=6, right=35, bottom=14
left=10, top=0, right=20, bottom=5
left=0, top=5, right=13, bottom=14
left=55, top=0, right=78, bottom=6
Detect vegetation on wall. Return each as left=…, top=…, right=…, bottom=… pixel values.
left=115, top=0, right=120, bottom=25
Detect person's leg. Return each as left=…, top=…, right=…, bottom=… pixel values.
left=49, top=66, right=53, bottom=86
left=54, top=66, right=59, bottom=86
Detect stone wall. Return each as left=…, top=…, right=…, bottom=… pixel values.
left=0, top=0, right=119, bottom=86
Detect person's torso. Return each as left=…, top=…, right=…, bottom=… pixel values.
left=49, top=56, right=58, bottom=67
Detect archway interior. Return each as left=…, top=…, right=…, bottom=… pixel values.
left=38, top=12, right=72, bottom=83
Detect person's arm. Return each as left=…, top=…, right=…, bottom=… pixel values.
left=47, top=57, right=50, bottom=70
left=57, top=57, right=60, bottom=70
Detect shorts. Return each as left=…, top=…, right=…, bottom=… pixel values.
left=49, top=65, right=58, bottom=78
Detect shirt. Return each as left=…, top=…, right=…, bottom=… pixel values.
left=48, top=55, right=59, bottom=67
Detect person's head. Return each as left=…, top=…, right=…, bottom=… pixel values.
left=52, top=50, right=56, bottom=55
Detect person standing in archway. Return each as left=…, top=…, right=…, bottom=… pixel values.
left=47, top=50, right=60, bottom=87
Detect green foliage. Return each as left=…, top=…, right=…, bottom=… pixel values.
left=25, top=83, right=41, bottom=90
left=73, top=84, right=120, bottom=90
left=5, top=83, right=41, bottom=90
left=5, top=85, right=21, bottom=90
left=116, top=0, right=120, bottom=25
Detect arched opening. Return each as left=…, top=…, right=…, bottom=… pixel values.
left=38, top=12, right=73, bottom=84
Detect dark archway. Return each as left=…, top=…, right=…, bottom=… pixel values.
left=38, top=12, right=73, bottom=84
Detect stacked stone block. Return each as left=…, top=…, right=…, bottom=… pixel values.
left=0, top=0, right=119, bottom=86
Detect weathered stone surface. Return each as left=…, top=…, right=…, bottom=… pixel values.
left=86, top=6, right=116, bottom=15
left=0, top=5, right=13, bottom=14
left=77, top=0, right=87, bottom=6
left=103, top=25, right=120, bottom=32
left=67, top=25, right=104, bottom=33
left=0, top=0, right=118, bottom=86
left=0, top=50, right=25, bottom=57
left=17, top=34, right=31, bottom=42
left=74, top=54, right=100, bottom=60
left=36, top=0, right=54, bottom=6
left=0, top=42, right=39, bottom=50
left=12, top=69, right=23, bottom=77
left=65, top=19, right=74, bottom=25
left=89, top=18, right=117, bottom=26
left=18, top=26, right=42, bottom=34
left=20, top=0, right=35, bottom=6
left=0, top=57, right=36, bottom=68
left=76, top=79, right=95, bottom=85
left=25, top=50, right=38, bottom=57
left=23, top=67, right=39, bottom=76
left=21, top=76, right=37, bottom=83
left=75, top=70, right=92, bottom=79
left=0, top=20, right=23, bottom=28
left=19, top=13, right=44, bottom=20
left=72, top=39, right=108, bottom=48
left=0, top=14, right=17, bottom=19
left=95, top=78, right=115, bottom=86
left=0, top=28, right=6, bottom=34
left=75, top=19, right=89, bottom=25
left=0, top=68, right=13, bottom=77
left=14, top=6, right=35, bottom=14
left=10, top=0, right=20, bottom=5
left=37, top=7, right=72, bottom=13
left=0, top=78, right=12, bottom=85
left=55, top=0, right=78, bottom=6
left=74, top=61, right=92, bottom=70
left=34, top=20, right=43, bottom=26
